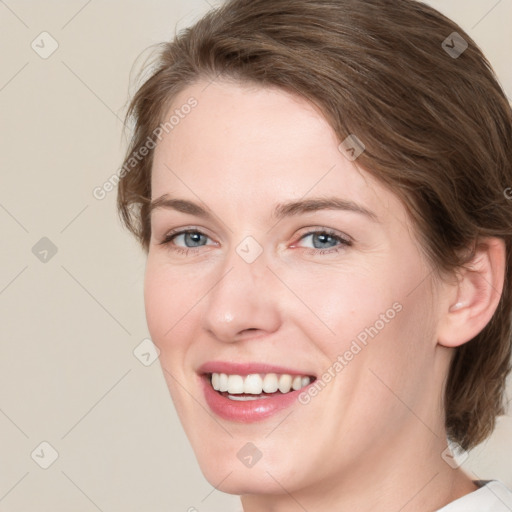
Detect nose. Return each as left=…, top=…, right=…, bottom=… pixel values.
left=201, top=243, right=282, bottom=343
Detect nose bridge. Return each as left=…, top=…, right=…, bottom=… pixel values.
left=201, top=239, right=280, bottom=342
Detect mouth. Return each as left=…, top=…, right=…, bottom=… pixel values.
left=208, top=372, right=316, bottom=400
left=199, top=367, right=317, bottom=422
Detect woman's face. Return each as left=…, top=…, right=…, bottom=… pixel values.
left=145, top=79, right=448, bottom=495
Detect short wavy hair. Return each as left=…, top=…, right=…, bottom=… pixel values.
left=117, top=0, right=512, bottom=451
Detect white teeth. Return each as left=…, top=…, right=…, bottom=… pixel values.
left=227, top=394, right=270, bottom=401
left=244, top=374, right=263, bottom=394
left=210, top=372, right=313, bottom=395
left=278, top=374, right=292, bottom=393
left=218, top=373, right=229, bottom=392
left=292, top=375, right=302, bottom=390
left=262, top=373, right=279, bottom=393
left=227, top=375, right=244, bottom=394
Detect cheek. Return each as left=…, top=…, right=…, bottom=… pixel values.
left=143, top=261, right=197, bottom=350
left=303, top=253, right=435, bottom=370
left=143, top=262, right=198, bottom=409
left=143, top=273, right=169, bottom=344
left=289, top=263, right=396, bottom=347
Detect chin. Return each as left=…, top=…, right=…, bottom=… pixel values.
left=199, top=460, right=294, bottom=496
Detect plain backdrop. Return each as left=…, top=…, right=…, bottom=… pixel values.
left=1, top=1, right=511, bottom=511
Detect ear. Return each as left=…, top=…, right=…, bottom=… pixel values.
left=437, top=237, right=506, bottom=348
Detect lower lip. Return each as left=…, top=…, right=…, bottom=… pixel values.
left=200, top=374, right=312, bottom=423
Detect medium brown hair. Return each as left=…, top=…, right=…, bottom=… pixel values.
left=117, top=0, right=512, bottom=451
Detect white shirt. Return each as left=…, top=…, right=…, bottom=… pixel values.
left=436, top=480, right=512, bottom=511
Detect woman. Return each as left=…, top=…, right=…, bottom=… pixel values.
left=117, top=0, right=512, bottom=510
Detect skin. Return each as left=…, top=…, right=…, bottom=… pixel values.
left=144, top=78, right=506, bottom=511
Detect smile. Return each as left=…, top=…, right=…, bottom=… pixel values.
left=210, top=372, right=312, bottom=398
left=198, top=363, right=317, bottom=422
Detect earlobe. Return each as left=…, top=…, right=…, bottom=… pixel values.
left=437, top=237, right=506, bottom=348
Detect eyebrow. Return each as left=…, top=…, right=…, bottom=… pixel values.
left=148, top=195, right=379, bottom=222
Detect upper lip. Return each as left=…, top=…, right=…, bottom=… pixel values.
left=197, top=361, right=316, bottom=377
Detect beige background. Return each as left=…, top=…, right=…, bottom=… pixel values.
left=0, top=1, right=511, bottom=511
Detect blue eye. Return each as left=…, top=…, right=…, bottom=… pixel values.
left=161, top=230, right=209, bottom=248
left=158, top=227, right=352, bottom=256
left=296, top=229, right=352, bottom=252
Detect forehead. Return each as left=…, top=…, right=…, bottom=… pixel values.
left=151, top=79, right=404, bottom=225
left=154, top=79, right=338, bottom=170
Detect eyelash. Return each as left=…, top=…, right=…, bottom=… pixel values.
left=158, top=227, right=352, bottom=256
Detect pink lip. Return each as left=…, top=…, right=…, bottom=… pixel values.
left=197, top=361, right=316, bottom=423
left=197, top=361, right=314, bottom=376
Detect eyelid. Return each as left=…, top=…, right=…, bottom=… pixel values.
left=295, top=226, right=352, bottom=243
left=158, top=226, right=216, bottom=246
